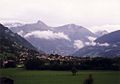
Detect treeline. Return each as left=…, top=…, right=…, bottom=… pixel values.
left=24, top=57, right=120, bottom=71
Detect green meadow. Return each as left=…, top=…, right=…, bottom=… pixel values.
left=0, top=68, right=120, bottom=84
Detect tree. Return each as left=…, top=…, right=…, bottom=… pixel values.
left=24, top=58, right=45, bottom=70
left=71, top=67, right=77, bottom=76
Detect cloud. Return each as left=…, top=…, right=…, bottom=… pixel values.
left=88, top=36, right=96, bottom=42
left=73, top=40, right=84, bottom=49
left=24, top=30, right=70, bottom=41
left=85, top=42, right=96, bottom=46
left=86, top=36, right=110, bottom=47
left=85, top=42, right=110, bottom=47
left=89, top=24, right=120, bottom=33
left=97, top=43, right=110, bottom=47
left=0, top=0, right=120, bottom=27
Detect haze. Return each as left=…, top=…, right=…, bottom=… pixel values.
left=0, top=0, right=120, bottom=32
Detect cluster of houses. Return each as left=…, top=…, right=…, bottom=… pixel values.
left=37, top=54, right=92, bottom=62
left=0, top=49, right=93, bottom=68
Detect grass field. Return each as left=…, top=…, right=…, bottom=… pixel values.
left=0, top=68, right=120, bottom=84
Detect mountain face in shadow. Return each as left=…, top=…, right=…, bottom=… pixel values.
left=0, top=24, right=44, bottom=56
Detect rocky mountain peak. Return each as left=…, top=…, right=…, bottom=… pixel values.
left=36, top=20, right=48, bottom=27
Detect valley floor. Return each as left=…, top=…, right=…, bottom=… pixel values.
left=0, top=68, right=120, bottom=84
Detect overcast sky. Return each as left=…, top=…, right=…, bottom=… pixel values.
left=0, top=0, right=120, bottom=32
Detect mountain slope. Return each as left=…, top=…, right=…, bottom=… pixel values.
left=0, top=24, right=38, bottom=51
left=0, top=24, right=44, bottom=55
left=73, top=30, right=120, bottom=57
left=95, top=30, right=120, bottom=44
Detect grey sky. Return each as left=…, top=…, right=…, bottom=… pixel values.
left=0, top=0, right=120, bottom=32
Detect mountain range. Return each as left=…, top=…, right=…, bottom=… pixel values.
left=7, top=21, right=96, bottom=55
left=3, top=20, right=120, bottom=57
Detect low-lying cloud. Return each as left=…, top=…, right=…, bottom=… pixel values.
left=85, top=42, right=110, bottom=47
left=88, top=36, right=96, bottom=42
left=97, top=43, right=110, bottom=47
left=24, top=30, right=70, bottom=41
left=85, top=42, right=96, bottom=46
left=85, top=36, right=97, bottom=46
left=73, top=40, right=84, bottom=49
left=86, top=36, right=109, bottom=47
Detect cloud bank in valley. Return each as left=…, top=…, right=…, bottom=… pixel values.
left=24, top=30, right=70, bottom=41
